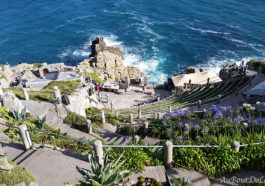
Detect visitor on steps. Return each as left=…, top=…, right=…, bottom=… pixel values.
left=97, top=84, right=100, bottom=92
left=142, top=84, right=146, bottom=94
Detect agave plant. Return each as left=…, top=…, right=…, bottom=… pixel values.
left=74, top=148, right=131, bottom=186
left=10, top=107, right=32, bottom=123
left=36, top=116, right=46, bottom=129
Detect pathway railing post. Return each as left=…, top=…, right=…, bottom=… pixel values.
left=23, top=88, right=29, bottom=100
left=138, top=107, right=142, bottom=119
left=134, top=135, right=140, bottom=143
left=18, top=124, right=32, bottom=150
left=54, top=86, right=62, bottom=104
left=129, top=113, right=134, bottom=124
left=169, top=106, right=172, bottom=113
left=94, top=140, right=103, bottom=165
left=144, top=121, right=149, bottom=134
left=87, top=119, right=92, bottom=134
left=164, top=141, right=173, bottom=168
left=232, top=141, right=240, bottom=152
left=197, top=100, right=201, bottom=109
left=157, top=112, right=162, bottom=119
left=101, top=110, right=106, bottom=125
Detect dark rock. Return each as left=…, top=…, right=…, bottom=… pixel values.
left=91, top=36, right=107, bottom=57
left=186, top=66, right=199, bottom=74
left=246, top=60, right=265, bottom=74
left=219, top=63, right=240, bottom=81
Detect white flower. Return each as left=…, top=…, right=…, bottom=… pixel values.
left=251, top=107, right=256, bottom=111
left=256, top=101, right=261, bottom=105
left=243, top=103, right=252, bottom=108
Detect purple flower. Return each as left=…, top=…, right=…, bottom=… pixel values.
left=177, top=136, right=182, bottom=140
left=195, top=136, right=200, bottom=140
left=233, top=115, right=244, bottom=123
left=213, top=111, right=223, bottom=119
left=218, top=106, right=227, bottom=111
left=194, top=125, right=200, bottom=130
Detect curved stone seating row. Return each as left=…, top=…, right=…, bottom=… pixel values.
left=118, top=77, right=251, bottom=116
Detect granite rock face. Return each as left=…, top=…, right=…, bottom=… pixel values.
left=2, top=92, right=26, bottom=113
left=246, top=60, right=265, bottom=74
left=66, top=87, right=103, bottom=117
left=78, top=36, right=141, bottom=82
left=219, top=63, right=240, bottom=81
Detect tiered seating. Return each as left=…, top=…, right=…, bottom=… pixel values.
left=118, top=77, right=252, bottom=115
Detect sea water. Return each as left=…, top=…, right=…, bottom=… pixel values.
left=0, top=0, right=265, bottom=83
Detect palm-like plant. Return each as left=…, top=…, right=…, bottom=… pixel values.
left=10, top=107, right=32, bottom=123
left=36, top=116, right=46, bottom=129
left=74, top=148, right=131, bottom=186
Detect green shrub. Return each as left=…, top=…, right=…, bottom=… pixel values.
left=0, top=64, right=5, bottom=71
left=0, top=159, right=36, bottom=186
left=44, top=80, right=80, bottom=92
left=84, top=72, right=104, bottom=84
left=64, top=112, right=88, bottom=132
left=33, top=63, right=44, bottom=68
left=108, top=142, right=150, bottom=173
left=0, top=107, right=9, bottom=120
left=0, top=75, right=7, bottom=80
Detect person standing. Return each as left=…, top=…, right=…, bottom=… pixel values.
left=142, top=84, right=146, bottom=94
left=97, top=83, right=100, bottom=92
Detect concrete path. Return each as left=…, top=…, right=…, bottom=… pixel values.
left=3, top=142, right=90, bottom=186
left=101, top=85, right=172, bottom=110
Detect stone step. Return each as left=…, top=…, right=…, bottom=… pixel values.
left=107, top=136, right=118, bottom=143
left=21, top=100, right=54, bottom=118
left=11, top=148, right=43, bottom=166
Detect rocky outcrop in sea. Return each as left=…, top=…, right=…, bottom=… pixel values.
left=77, top=36, right=141, bottom=82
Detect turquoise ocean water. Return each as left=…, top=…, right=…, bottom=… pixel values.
left=1, top=0, right=265, bottom=83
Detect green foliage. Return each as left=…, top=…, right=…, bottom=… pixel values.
left=36, top=116, right=46, bottom=129
left=0, top=74, right=7, bottom=80
left=0, top=64, right=5, bottom=71
left=44, top=80, right=80, bottom=92
left=33, top=63, right=44, bottom=68
left=10, top=107, right=32, bottom=123
left=0, top=159, right=36, bottom=186
left=64, top=112, right=88, bottom=132
left=108, top=142, right=151, bottom=173
left=74, top=148, right=131, bottom=186
left=4, top=114, right=92, bottom=156
left=84, top=72, right=104, bottom=84
left=170, top=177, right=195, bottom=186
left=134, top=176, right=162, bottom=186
left=0, top=107, right=9, bottom=120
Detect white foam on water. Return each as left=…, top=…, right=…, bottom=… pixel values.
left=58, top=33, right=168, bottom=84
left=103, top=35, right=167, bottom=84
left=187, top=26, right=230, bottom=35
left=197, top=56, right=265, bottom=76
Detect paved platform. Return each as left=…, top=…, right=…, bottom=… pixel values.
left=3, top=142, right=90, bottom=186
